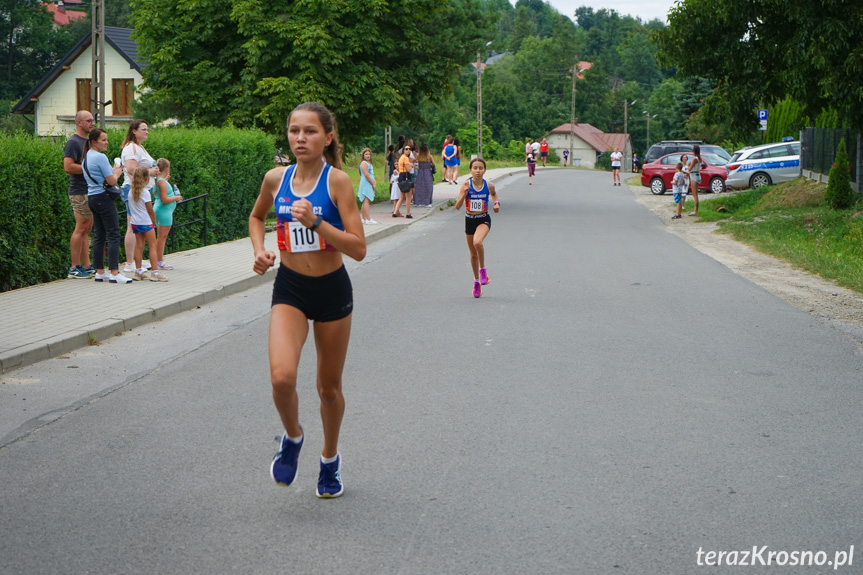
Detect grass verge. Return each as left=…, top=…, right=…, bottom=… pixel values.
left=698, top=177, right=863, bottom=294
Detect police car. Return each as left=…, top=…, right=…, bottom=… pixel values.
left=725, top=140, right=801, bottom=189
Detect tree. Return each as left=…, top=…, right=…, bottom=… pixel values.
left=824, top=138, right=854, bottom=209
left=133, top=0, right=490, bottom=143
left=654, top=0, right=863, bottom=131
left=1, top=0, right=85, bottom=100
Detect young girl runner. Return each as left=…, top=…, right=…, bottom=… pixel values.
left=526, top=148, right=537, bottom=184
left=128, top=166, right=168, bottom=281
left=455, top=158, right=500, bottom=298
left=249, top=102, right=366, bottom=498
left=152, top=158, right=183, bottom=269
left=357, top=148, right=378, bottom=225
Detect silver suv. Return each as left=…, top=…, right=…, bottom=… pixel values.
left=726, top=141, right=801, bottom=189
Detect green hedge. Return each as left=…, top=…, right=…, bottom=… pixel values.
left=0, top=127, right=275, bottom=292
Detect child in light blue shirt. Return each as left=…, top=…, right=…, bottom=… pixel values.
left=671, top=162, right=687, bottom=219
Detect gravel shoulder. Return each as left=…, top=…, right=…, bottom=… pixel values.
left=628, top=182, right=863, bottom=345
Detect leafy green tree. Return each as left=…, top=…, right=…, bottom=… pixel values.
left=764, top=99, right=806, bottom=143
left=654, top=0, right=863, bottom=131
left=1, top=0, right=85, bottom=100
left=618, top=30, right=661, bottom=86
left=825, top=138, right=854, bottom=209
left=133, top=0, right=490, bottom=144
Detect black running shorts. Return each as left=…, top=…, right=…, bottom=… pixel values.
left=271, top=264, right=353, bottom=322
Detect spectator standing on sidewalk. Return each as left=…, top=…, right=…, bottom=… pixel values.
left=63, top=110, right=95, bottom=279
left=82, top=129, right=130, bottom=283
left=152, top=158, right=183, bottom=269
left=540, top=137, right=549, bottom=167
left=413, top=143, right=435, bottom=207
left=120, top=120, right=158, bottom=273
left=249, top=101, right=366, bottom=498
left=357, top=148, right=378, bottom=225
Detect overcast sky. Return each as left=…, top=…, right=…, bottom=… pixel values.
left=536, top=0, right=677, bottom=24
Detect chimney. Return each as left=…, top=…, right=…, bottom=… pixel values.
left=58, top=1, right=66, bottom=13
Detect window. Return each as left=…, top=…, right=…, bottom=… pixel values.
left=76, top=79, right=92, bottom=113
left=112, top=79, right=134, bottom=116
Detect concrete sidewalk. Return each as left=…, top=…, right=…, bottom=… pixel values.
left=1, top=166, right=529, bottom=373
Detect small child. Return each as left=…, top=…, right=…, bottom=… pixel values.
left=671, top=162, right=687, bottom=219
left=390, top=167, right=401, bottom=209
left=128, top=166, right=168, bottom=281
left=526, top=150, right=537, bottom=184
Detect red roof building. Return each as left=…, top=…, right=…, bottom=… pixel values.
left=42, top=2, right=87, bottom=26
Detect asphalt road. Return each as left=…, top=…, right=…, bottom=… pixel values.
left=2, top=168, right=862, bottom=574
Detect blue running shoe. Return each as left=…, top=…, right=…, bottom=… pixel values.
left=270, top=429, right=303, bottom=486
left=316, top=455, right=344, bottom=498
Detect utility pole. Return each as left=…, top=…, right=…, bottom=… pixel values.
left=91, top=0, right=106, bottom=128
left=384, top=126, right=392, bottom=179
left=570, top=55, right=577, bottom=162
left=476, top=49, right=483, bottom=159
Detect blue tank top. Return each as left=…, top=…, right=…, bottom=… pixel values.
left=465, top=178, right=490, bottom=216
left=274, top=163, right=344, bottom=252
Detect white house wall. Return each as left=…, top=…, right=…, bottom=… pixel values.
left=34, top=46, right=142, bottom=136
left=546, top=133, right=598, bottom=169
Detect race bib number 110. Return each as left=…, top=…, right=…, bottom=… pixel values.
left=287, top=221, right=321, bottom=252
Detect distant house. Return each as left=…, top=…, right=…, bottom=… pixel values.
left=546, top=123, right=633, bottom=171
left=42, top=1, right=87, bottom=27
left=12, top=27, right=144, bottom=136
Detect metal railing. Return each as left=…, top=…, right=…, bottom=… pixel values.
left=117, top=193, right=209, bottom=255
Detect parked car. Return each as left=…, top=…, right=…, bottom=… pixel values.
left=641, top=152, right=728, bottom=195
left=644, top=140, right=731, bottom=164
left=725, top=141, right=801, bottom=189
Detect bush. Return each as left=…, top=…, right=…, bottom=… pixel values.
left=825, top=138, right=855, bottom=210
left=0, top=127, right=275, bottom=292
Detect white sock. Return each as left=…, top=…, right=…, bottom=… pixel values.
left=137, top=268, right=145, bottom=274
left=286, top=432, right=303, bottom=444
left=321, top=453, right=339, bottom=464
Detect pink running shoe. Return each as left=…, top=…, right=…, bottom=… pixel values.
left=479, top=268, right=490, bottom=285
left=473, top=280, right=482, bottom=298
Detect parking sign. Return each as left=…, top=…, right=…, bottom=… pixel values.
left=758, top=109, right=768, bottom=120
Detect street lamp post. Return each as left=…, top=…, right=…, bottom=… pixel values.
left=477, top=41, right=492, bottom=159
left=570, top=59, right=588, bottom=166
left=644, top=110, right=658, bottom=149
left=624, top=100, right=636, bottom=172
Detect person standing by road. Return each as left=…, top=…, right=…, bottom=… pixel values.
left=394, top=144, right=414, bottom=218
left=610, top=146, right=623, bottom=186
left=249, top=102, right=366, bottom=499
left=539, top=137, right=549, bottom=167
left=443, top=135, right=457, bottom=184
left=413, top=143, right=435, bottom=207
left=82, top=129, right=130, bottom=284
left=357, top=147, right=378, bottom=224
left=562, top=148, right=569, bottom=167
left=120, top=120, right=158, bottom=273
left=455, top=158, right=500, bottom=298
left=452, top=138, right=462, bottom=184
left=63, top=110, right=96, bottom=279
left=687, top=145, right=702, bottom=216
left=152, top=158, right=183, bottom=269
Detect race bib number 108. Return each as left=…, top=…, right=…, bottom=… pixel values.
left=287, top=221, right=321, bottom=252
left=469, top=199, right=486, bottom=213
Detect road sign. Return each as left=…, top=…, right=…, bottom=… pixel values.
left=758, top=109, right=768, bottom=120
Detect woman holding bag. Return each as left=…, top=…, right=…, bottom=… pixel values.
left=82, top=129, right=130, bottom=283
left=393, top=145, right=414, bottom=218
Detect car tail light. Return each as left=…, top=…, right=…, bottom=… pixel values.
left=727, top=163, right=740, bottom=172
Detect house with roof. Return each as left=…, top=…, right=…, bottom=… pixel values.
left=13, top=27, right=144, bottom=136
left=42, top=1, right=87, bottom=27
left=546, top=122, right=633, bottom=171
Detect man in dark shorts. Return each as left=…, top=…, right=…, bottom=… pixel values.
left=540, top=137, right=549, bottom=167
left=63, top=110, right=95, bottom=279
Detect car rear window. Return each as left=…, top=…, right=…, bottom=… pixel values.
left=702, top=153, right=727, bottom=165
left=729, top=152, right=742, bottom=163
